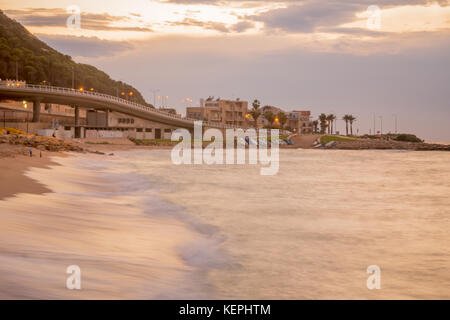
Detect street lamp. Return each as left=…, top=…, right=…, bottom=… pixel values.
left=23, top=100, right=29, bottom=134
left=379, top=116, right=383, bottom=135
left=393, top=114, right=398, bottom=134
left=150, top=89, right=159, bottom=108
left=158, top=95, right=168, bottom=108
left=71, top=66, right=75, bottom=89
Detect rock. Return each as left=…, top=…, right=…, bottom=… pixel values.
left=332, top=139, right=450, bottom=151
left=0, top=134, right=84, bottom=152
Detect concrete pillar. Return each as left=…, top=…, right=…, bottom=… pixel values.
left=74, top=106, right=81, bottom=138
left=74, top=106, right=80, bottom=126
left=105, top=109, right=110, bottom=127
left=32, top=100, right=41, bottom=123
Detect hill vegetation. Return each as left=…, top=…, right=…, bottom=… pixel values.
left=0, top=10, right=152, bottom=107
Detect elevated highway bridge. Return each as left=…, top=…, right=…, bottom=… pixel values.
left=0, top=83, right=236, bottom=132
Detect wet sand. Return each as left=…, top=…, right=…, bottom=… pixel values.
left=0, top=151, right=202, bottom=299
left=0, top=149, right=64, bottom=200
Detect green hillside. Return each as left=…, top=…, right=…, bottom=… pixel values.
left=0, top=10, right=152, bottom=107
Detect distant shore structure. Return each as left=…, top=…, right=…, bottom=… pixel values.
left=187, top=97, right=248, bottom=127
left=187, top=97, right=312, bottom=132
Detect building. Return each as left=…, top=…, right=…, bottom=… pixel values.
left=288, top=111, right=313, bottom=133
left=186, top=106, right=204, bottom=120
left=258, top=105, right=284, bottom=128
left=85, top=110, right=177, bottom=139
left=186, top=97, right=248, bottom=127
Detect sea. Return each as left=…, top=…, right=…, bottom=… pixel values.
left=0, top=149, right=449, bottom=299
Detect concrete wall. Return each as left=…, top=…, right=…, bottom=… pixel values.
left=86, top=110, right=107, bottom=127
left=85, top=129, right=124, bottom=139
left=38, top=128, right=74, bottom=139
left=2, top=122, right=48, bottom=134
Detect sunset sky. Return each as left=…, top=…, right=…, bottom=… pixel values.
left=1, top=0, right=449, bottom=139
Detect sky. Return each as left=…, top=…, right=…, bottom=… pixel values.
left=1, top=0, right=449, bottom=140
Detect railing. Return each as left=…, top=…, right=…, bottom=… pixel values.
left=0, top=83, right=239, bottom=129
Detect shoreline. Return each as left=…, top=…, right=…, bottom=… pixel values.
left=0, top=149, right=66, bottom=200
left=1, top=135, right=449, bottom=200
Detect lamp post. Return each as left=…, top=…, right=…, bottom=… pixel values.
left=150, top=89, right=159, bottom=108
left=23, top=100, right=29, bottom=135
left=71, top=66, right=75, bottom=89
left=373, top=114, right=376, bottom=136
left=393, top=114, right=398, bottom=133
left=379, top=116, right=383, bottom=135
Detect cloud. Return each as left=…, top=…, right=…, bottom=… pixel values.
left=246, top=0, right=449, bottom=33
left=231, top=21, right=255, bottom=32
left=36, top=34, right=134, bottom=57
left=167, top=18, right=254, bottom=33
left=168, top=18, right=230, bottom=32
left=4, top=8, right=153, bottom=32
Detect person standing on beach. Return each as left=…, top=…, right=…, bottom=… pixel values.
left=29, top=147, right=33, bottom=157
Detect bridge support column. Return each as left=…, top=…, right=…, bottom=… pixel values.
left=74, top=106, right=81, bottom=138
left=105, top=109, right=110, bottom=127
left=32, top=100, right=41, bottom=123
left=74, top=106, right=80, bottom=125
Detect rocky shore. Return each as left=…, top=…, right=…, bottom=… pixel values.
left=0, top=134, right=87, bottom=159
left=328, top=139, right=450, bottom=151
left=0, top=134, right=84, bottom=152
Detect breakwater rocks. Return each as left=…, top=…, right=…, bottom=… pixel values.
left=329, top=139, right=450, bottom=151
left=0, top=134, right=84, bottom=152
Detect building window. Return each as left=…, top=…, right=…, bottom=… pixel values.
left=145, top=128, right=152, bottom=132
left=164, top=129, right=172, bottom=133
left=137, top=128, right=143, bottom=132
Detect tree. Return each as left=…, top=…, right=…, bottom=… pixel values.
left=319, top=113, right=328, bottom=134
left=264, top=111, right=275, bottom=128
left=249, top=99, right=261, bottom=129
left=343, top=115, right=351, bottom=136
left=312, top=120, right=319, bottom=133
left=277, top=111, right=288, bottom=129
left=348, top=115, right=356, bottom=136
left=327, top=114, right=336, bottom=134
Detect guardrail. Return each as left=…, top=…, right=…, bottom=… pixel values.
left=0, top=83, right=240, bottom=129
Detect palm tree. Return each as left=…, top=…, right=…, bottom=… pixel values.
left=327, top=114, right=334, bottom=134
left=264, top=111, right=275, bottom=128
left=319, top=113, right=328, bottom=134
left=348, top=115, right=356, bottom=136
left=327, top=114, right=336, bottom=134
left=249, top=99, right=261, bottom=129
left=343, top=115, right=350, bottom=136
left=312, top=120, right=319, bottom=133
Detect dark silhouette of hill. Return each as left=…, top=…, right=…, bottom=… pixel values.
left=0, top=10, right=152, bottom=107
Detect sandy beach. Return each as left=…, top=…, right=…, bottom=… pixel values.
left=0, top=144, right=63, bottom=200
